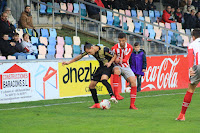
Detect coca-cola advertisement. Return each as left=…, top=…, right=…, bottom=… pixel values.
left=141, top=55, right=189, bottom=91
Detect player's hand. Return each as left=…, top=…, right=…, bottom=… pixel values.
left=105, top=62, right=111, bottom=68
left=142, top=69, right=146, bottom=72
left=189, top=67, right=195, bottom=76
left=115, top=57, right=121, bottom=64
left=10, top=42, right=16, bottom=46
left=62, top=61, right=70, bottom=66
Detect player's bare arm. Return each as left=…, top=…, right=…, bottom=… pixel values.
left=62, top=54, right=83, bottom=66
left=105, top=54, right=117, bottom=68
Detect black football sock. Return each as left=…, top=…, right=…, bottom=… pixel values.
left=90, top=88, right=99, bottom=103
left=101, top=80, right=114, bottom=97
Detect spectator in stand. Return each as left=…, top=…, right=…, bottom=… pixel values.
left=196, top=11, right=200, bottom=28
left=183, top=0, right=195, bottom=14
left=4, top=7, right=16, bottom=28
left=21, top=33, right=37, bottom=54
left=185, top=9, right=197, bottom=29
left=192, top=0, right=200, bottom=11
left=0, top=0, right=7, bottom=14
left=94, top=0, right=105, bottom=8
left=148, top=0, right=156, bottom=10
left=139, top=0, right=149, bottom=10
left=175, top=7, right=183, bottom=23
left=19, top=5, right=34, bottom=29
left=0, top=12, right=15, bottom=39
left=112, top=0, right=128, bottom=10
left=162, top=5, right=175, bottom=23
left=128, top=0, right=139, bottom=10
left=0, top=33, right=25, bottom=57
left=85, top=0, right=100, bottom=21
left=171, top=7, right=176, bottom=21
left=179, top=0, right=188, bottom=8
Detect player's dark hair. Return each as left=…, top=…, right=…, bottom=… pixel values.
left=2, top=33, right=8, bottom=38
left=25, top=5, right=31, bottom=9
left=23, top=33, right=29, bottom=38
left=191, top=28, right=200, bottom=39
left=84, top=42, right=93, bottom=51
left=118, top=33, right=126, bottom=39
left=134, top=42, right=140, bottom=46
left=13, top=33, right=19, bottom=36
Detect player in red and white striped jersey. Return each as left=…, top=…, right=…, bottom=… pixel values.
left=111, top=33, right=138, bottom=110
left=176, top=29, right=200, bottom=121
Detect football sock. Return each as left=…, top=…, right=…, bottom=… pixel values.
left=101, top=80, right=114, bottom=97
left=181, top=91, right=194, bottom=114
left=113, top=74, right=120, bottom=96
left=130, top=86, right=137, bottom=106
left=90, top=88, right=99, bottom=103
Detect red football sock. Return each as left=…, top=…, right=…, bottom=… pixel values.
left=181, top=91, right=194, bottom=114
left=113, top=74, right=119, bottom=96
left=130, top=86, right=137, bottom=106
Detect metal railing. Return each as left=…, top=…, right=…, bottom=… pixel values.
left=31, top=0, right=188, bottom=55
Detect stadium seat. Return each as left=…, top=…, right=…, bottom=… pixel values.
left=107, top=14, right=113, bottom=25
left=56, top=45, right=64, bottom=54
left=139, top=17, right=144, bottom=33
left=123, top=22, right=128, bottom=30
left=155, top=28, right=162, bottom=40
left=127, top=20, right=134, bottom=32
left=114, top=16, right=120, bottom=27
left=0, top=56, right=6, bottom=60
left=147, top=24, right=153, bottom=30
left=67, top=3, right=73, bottom=12
left=31, top=37, right=39, bottom=45
left=38, top=54, right=46, bottom=59
left=24, top=29, right=33, bottom=36
left=57, top=36, right=65, bottom=46
left=182, top=36, right=189, bottom=47
left=38, top=45, right=47, bottom=55
left=177, top=36, right=183, bottom=46
left=64, top=54, right=72, bottom=58
left=145, top=16, right=150, bottom=23
left=73, top=3, right=79, bottom=13
left=101, top=15, right=107, bottom=27
left=185, top=29, right=191, bottom=36
left=73, top=45, right=80, bottom=54
left=125, top=10, right=131, bottom=16
left=73, top=54, right=79, bottom=57
left=73, top=36, right=81, bottom=46
left=47, top=45, right=56, bottom=55
left=165, top=36, right=171, bottom=44
left=154, top=10, right=160, bottom=18
left=159, top=22, right=165, bottom=28
left=113, top=9, right=119, bottom=17
left=40, top=2, right=46, bottom=14
left=46, top=54, right=55, bottom=59
left=41, top=29, right=49, bottom=37
left=18, top=55, right=26, bottom=60
left=65, top=36, right=73, bottom=45
left=48, top=37, right=56, bottom=46
left=80, top=4, right=87, bottom=18
left=134, top=22, right=141, bottom=33
left=119, top=9, right=127, bottom=26
left=27, top=55, right=36, bottom=59
left=171, top=23, right=177, bottom=30
left=144, top=29, right=149, bottom=38
left=179, top=29, right=185, bottom=34
left=143, top=10, right=148, bottom=17
left=40, top=37, right=48, bottom=46
left=149, top=10, right=154, bottom=18
left=54, top=2, right=60, bottom=14
left=47, top=2, right=53, bottom=14
left=165, top=22, right=171, bottom=29
left=137, top=10, right=143, bottom=18
left=149, top=29, right=156, bottom=39
left=150, top=17, right=157, bottom=23
left=131, top=10, right=137, bottom=17
left=36, top=29, right=41, bottom=37
left=55, top=54, right=63, bottom=59
left=65, top=45, right=73, bottom=58
left=32, top=46, right=38, bottom=54
left=49, top=28, right=57, bottom=38
left=7, top=56, right=16, bottom=60
left=177, top=22, right=182, bottom=31
left=60, top=3, right=67, bottom=13
left=15, top=29, right=23, bottom=40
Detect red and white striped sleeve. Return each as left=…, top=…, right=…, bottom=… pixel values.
left=122, top=44, right=133, bottom=63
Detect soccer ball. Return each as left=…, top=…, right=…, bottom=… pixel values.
left=125, top=86, right=131, bottom=93
left=100, top=99, right=111, bottom=109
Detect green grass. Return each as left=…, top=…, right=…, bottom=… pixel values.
left=57, top=28, right=114, bottom=48
left=1, top=89, right=200, bottom=133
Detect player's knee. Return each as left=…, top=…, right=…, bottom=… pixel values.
left=89, top=84, right=96, bottom=89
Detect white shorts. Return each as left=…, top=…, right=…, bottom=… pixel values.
left=113, top=66, right=135, bottom=80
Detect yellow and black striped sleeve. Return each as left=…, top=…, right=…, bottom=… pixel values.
left=104, top=47, right=114, bottom=58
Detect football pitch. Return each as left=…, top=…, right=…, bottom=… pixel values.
left=0, top=89, right=200, bottom=133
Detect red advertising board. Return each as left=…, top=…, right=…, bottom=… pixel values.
left=141, top=55, right=189, bottom=91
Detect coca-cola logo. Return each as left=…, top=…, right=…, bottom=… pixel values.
left=142, top=58, right=180, bottom=90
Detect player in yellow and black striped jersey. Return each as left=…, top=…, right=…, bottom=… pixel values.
left=62, top=42, right=118, bottom=108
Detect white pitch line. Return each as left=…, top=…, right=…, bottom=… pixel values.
left=0, top=92, right=196, bottom=111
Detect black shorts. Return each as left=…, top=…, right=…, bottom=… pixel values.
left=91, top=65, right=113, bottom=82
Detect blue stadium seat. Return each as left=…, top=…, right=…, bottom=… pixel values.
left=65, top=36, right=73, bottom=45
left=114, top=16, right=120, bottom=27
left=123, top=22, right=128, bottom=31
left=147, top=24, right=153, bottom=30
left=27, top=55, right=36, bottom=59
left=46, top=54, right=55, bottom=59
left=18, top=55, right=27, bottom=60
left=54, top=2, right=60, bottom=14
left=80, top=3, right=86, bottom=10
left=47, top=45, right=56, bottom=55
left=177, top=36, right=183, bottom=46
left=31, top=37, right=39, bottom=45
left=139, top=17, right=144, bottom=33
left=131, top=10, right=137, bottom=17
left=150, top=17, right=157, bottom=23
left=171, top=35, right=177, bottom=46
left=149, top=10, right=154, bottom=18
left=24, top=29, right=33, bottom=36
left=47, top=2, right=53, bottom=14
left=73, top=54, right=79, bottom=57
left=41, top=29, right=49, bottom=37
left=40, top=2, right=46, bottom=14
left=107, top=11, right=112, bottom=17
left=49, top=28, right=57, bottom=38
left=107, top=15, right=113, bottom=25
left=36, top=29, right=41, bottom=37
left=143, top=10, right=148, bottom=17
left=134, top=22, right=141, bottom=33
left=185, top=29, right=191, bottom=36
left=32, top=46, right=38, bottom=54
left=171, top=23, right=177, bottom=30
left=149, top=29, right=156, bottom=39
left=73, top=45, right=80, bottom=54
left=48, top=37, right=56, bottom=46
left=165, top=36, right=171, bottom=44
left=168, top=30, right=174, bottom=37
left=73, top=3, right=79, bottom=13
left=80, top=4, right=87, bottom=19
left=154, top=10, right=160, bottom=18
